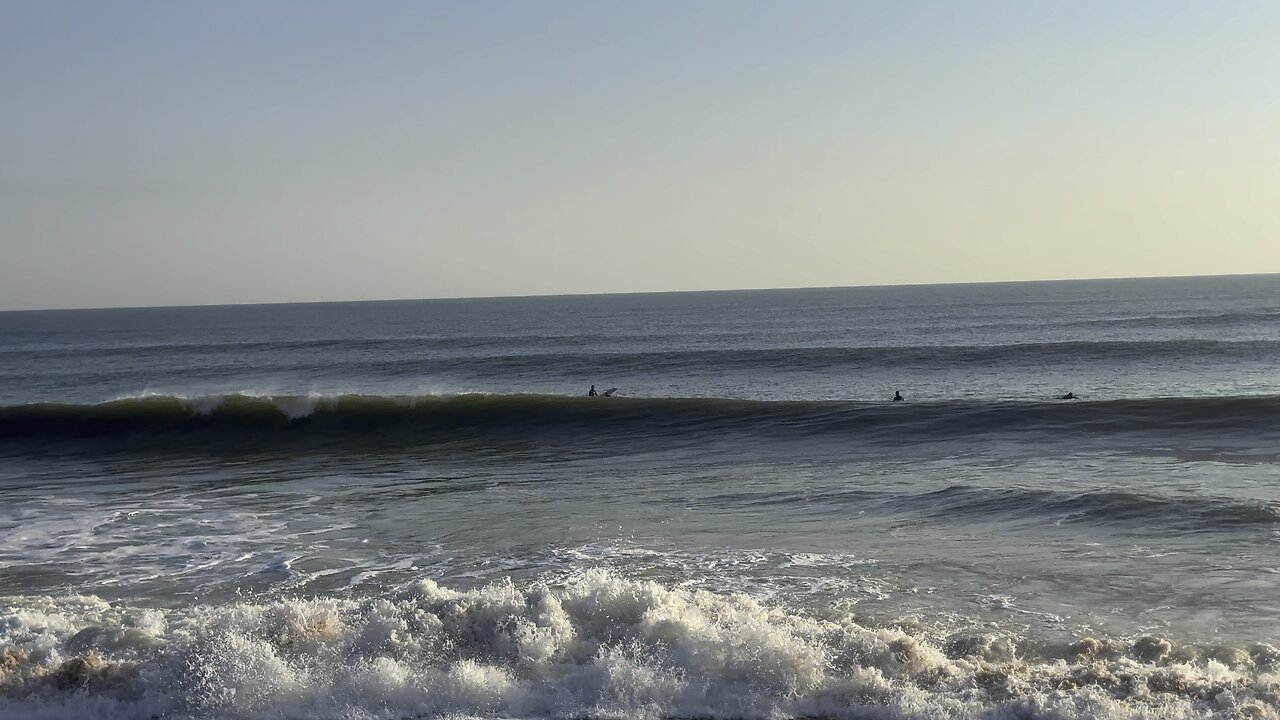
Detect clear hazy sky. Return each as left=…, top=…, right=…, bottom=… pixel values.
left=2, top=1, right=1278, bottom=310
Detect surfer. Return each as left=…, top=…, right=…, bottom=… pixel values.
left=892, top=390, right=904, bottom=402
left=1058, top=392, right=1077, bottom=400
left=588, top=385, right=598, bottom=397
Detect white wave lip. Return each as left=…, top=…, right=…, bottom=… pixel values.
left=1, top=571, right=1278, bottom=720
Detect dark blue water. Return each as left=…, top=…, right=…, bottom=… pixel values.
left=1, top=275, right=1278, bottom=719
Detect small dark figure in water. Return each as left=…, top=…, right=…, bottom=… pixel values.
left=588, top=385, right=598, bottom=397
left=1059, top=392, right=1077, bottom=400
left=892, top=390, right=904, bottom=402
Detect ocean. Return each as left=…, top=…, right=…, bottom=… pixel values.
left=1, top=274, right=1278, bottom=720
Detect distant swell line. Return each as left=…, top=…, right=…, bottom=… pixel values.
left=5, top=339, right=1279, bottom=373
left=705, top=481, right=1280, bottom=533
left=896, top=484, right=1280, bottom=530
left=420, top=340, right=1280, bottom=375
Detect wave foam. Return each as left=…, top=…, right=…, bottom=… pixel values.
left=1, top=572, right=1278, bottom=719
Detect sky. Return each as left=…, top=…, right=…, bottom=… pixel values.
left=2, top=1, right=1278, bottom=310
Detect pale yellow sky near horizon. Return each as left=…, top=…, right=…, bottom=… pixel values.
left=2, top=1, right=1278, bottom=310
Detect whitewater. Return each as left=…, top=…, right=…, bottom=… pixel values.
left=1, top=275, right=1279, bottom=719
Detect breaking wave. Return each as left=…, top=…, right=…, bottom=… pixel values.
left=2, top=393, right=1280, bottom=449
left=1, top=571, right=1278, bottom=720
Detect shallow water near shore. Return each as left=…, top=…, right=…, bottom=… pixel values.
left=2, top=275, right=1279, bottom=719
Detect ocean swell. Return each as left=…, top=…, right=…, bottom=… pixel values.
left=2, top=393, right=1280, bottom=458
left=889, top=485, right=1280, bottom=532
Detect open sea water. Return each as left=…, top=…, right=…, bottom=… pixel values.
left=1, top=274, right=1279, bottom=720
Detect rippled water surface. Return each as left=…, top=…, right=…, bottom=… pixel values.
left=1, top=275, right=1279, bottom=719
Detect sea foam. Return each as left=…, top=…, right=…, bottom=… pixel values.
left=1, top=571, right=1277, bottom=720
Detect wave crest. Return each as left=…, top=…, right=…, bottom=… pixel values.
left=5, top=394, right=1273, bottom=535
left=3, top=392, right=1280, bottom=447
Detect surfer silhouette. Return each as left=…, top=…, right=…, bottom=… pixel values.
left=892, top=390, right=904, bottom=402
left=588, top=385, right=598, bottom=397
left=1058, top=392, right=1077, bottom=400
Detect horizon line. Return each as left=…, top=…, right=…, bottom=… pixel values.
left=2, top=270, right=1276, bottom=314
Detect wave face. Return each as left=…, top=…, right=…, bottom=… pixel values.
left=1, top=572, right=1278, bottom=720
left=3, top=393, right=1279, bottom=451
